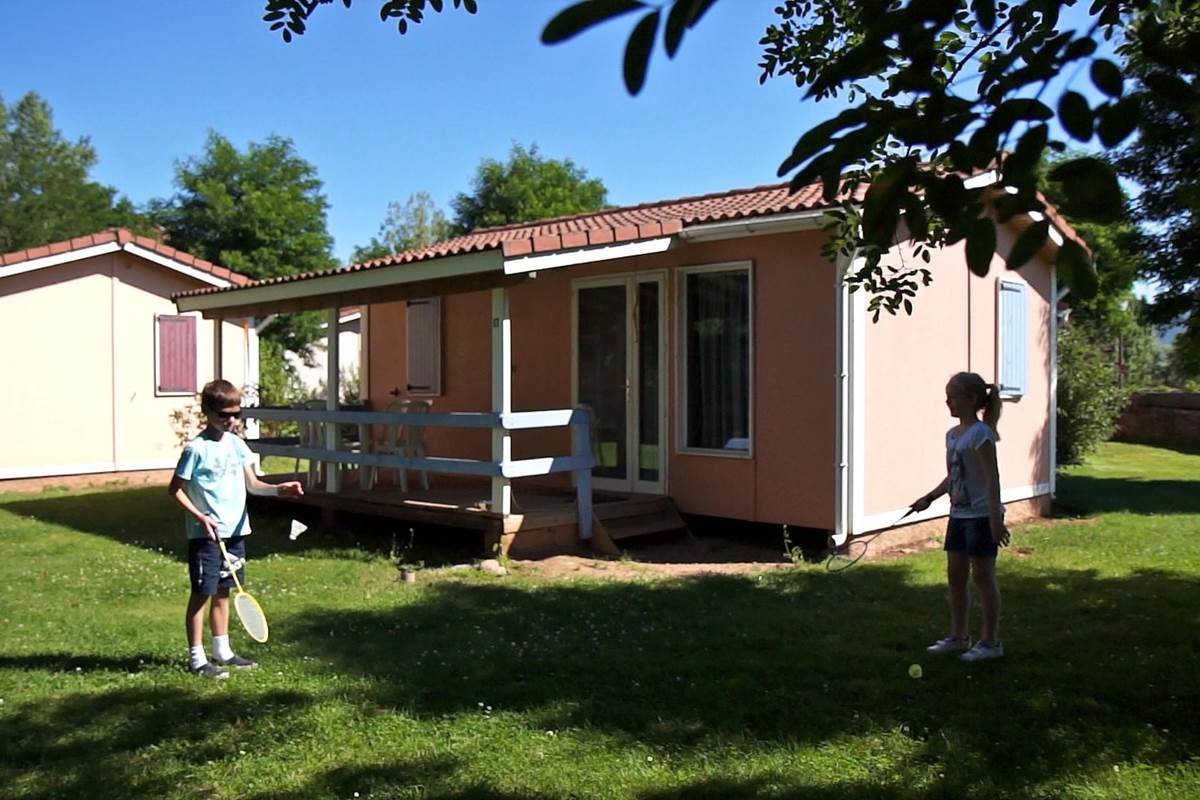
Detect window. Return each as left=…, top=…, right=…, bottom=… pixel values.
left=679, top=264, right=752, bottom=454
left=406, top=297, right=442, bottom=395
left=997, top=280, right=1028, bottom=398
left=156, top=314, right=197, bottom=395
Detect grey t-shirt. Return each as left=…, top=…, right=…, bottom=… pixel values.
left=946, top=421, right=1000, bottom=519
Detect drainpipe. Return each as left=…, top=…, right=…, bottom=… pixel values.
left=833, top=250, right=856, bottom=546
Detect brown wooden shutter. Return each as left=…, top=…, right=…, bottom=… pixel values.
left=158, top=314, right=197, bottom=393
left=405, top=298, right=441, bottom=395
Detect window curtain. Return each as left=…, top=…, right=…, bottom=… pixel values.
left=686, top=270, right=749, bottom=450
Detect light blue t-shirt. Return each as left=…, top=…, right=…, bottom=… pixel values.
left=946, top=421, right=1001, bottom=519
left=175, top=431, right=254, bottom=540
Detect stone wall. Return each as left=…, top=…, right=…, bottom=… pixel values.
left=1115, top=392, right=1200, bottom=447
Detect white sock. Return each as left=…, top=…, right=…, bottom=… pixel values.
left=212, top=634, right=234, bottom=662
left=189, top=646, right=208, bottom=670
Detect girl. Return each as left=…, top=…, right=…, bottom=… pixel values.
left=911, top=371, right=1010, bottom=662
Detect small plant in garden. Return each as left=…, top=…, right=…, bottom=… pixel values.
left=168, top=397, right=205, bottom=445
left=390, top=528, right=423, bottom=574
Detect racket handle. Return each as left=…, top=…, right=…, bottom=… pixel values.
left=216, top=539, right=246, bottom=593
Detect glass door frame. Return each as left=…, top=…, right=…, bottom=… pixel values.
left=571, top=271, right=668, bottom=495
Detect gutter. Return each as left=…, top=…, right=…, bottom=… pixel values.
left=677, top=209, right=830, bottom=243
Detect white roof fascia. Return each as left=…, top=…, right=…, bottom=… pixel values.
left=0, top=242, right=120, bottom=279
left=123, top=243, right=232, bottom=288
left=503, top=236, right=673, bottom=276
left=963, top=170, right=1000, bottom=189
left=175, top=249, right=505, bottom=313
left=676, top=209, right=829, bottom=243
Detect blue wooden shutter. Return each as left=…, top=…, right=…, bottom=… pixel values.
left=406, top=298, right=442, bottom=395
left=998, top=281, right=1027, bottom=397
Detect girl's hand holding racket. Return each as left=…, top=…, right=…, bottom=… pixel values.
left=276, top=481, right=304, bottom=497
left=911, top=495, right=932, bottom=513
left=991, top=517, right=1011, bottom=547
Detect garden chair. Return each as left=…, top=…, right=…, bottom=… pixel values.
left=373, top=398, right=432, bottom=492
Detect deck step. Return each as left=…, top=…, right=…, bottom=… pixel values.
left=597, top=497, right=689, bottom=541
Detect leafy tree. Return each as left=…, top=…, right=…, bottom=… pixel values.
left=1115, top=2, right=1200, bottom=373
left=0, top=92, right=147, bottom=253
left=351, top=190, right=452, bottom=262
left=261, top=0, right=1185, bottom=317
left=450, top=142, right=608, bottom=232
left=150, top=131, right=337, bottom=361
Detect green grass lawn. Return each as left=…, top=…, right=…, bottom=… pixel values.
left=1, top=442, right=1197, bottom=799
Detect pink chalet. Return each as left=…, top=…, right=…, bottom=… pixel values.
left=174, top=177, right=1070, bottom=555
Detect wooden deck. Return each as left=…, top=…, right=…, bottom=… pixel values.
left=254, top=472, right=686, bottom=557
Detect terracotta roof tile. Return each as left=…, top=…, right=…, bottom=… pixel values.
left=172, top=176, right=1085, bottom=302
left=0, top=228, right=249, bottom=286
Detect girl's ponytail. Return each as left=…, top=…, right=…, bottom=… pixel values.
left=983, top=383, right=1003, bottom=439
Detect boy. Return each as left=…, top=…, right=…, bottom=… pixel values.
left=169, top=379, right=303, bottom=679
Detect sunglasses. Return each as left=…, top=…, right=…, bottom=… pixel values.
left=215, top=409, right=242, bottom=420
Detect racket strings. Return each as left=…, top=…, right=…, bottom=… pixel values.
left=234, top=593, right=269, bottom=642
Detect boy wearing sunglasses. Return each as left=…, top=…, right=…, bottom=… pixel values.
left=169, top=379, right=303, bottom=679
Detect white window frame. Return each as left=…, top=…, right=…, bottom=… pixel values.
left=996, top=279, right=1028, bottom=400
left=154, top=311, right=202, bottom=397
left=406, top=297, right=442, bottom=396
left=675, top=260, right=755, bottom=459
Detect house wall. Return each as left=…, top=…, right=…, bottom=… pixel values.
left=366, top=229, right=839, bottom=530
left=0, top=251, right=249, bottom=480
left=861, top=229, right=1054, bottom=526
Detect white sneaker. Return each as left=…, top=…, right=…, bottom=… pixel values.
left=926, top=636, right=971, bottom=654
left=960, top=641, right=1004, bottom=662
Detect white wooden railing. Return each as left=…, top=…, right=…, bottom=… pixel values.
left=241, top=406, right=594, bottom=539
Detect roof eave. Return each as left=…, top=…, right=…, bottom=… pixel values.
left=174, top=248, right=507, bottom=317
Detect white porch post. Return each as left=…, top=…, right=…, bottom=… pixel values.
left=213, top=318, right=223, bottom=380
left=491, top=287, right=512, bottom=515
left=325, top=306, right=342, bottom=493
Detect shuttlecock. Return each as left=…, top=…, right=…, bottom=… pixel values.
left=288, top=519, right=308, bottom=541
left=908, top=663, right=923, bottom=679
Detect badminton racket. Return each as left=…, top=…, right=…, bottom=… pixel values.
left=217, top=539, right=269, bottom=643
left=826, top=506, right=918, bottom=572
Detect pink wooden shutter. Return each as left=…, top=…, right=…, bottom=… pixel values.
left=406, top=298, right=442, bottom=395
left=158, top=314, right=197, bottom=393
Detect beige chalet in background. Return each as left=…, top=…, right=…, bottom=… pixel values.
left=0, top=229, right=255, bottom=482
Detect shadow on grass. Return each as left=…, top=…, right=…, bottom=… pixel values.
left=0, top=486, right=476, bottom=566
left=1054, top=475, right=1200, bottom=516
left=0, top=653, right=175, bottom=673
left=0, top=686, right=313, bottom=800
left=2, top=563, right=1197, bottom=798
left=273, top=565, right=1194, bottom=797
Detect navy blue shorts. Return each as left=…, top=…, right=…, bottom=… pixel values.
left=944, top=517, right=999, bottom=559
left=188, top=536, right=246, bottom=596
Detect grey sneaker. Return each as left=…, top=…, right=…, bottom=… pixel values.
left=190, top=662, right=229, bottom=680
left=213, top=654, right=257, bottom=669
left=926, top=636, right=972, bottom=654
left=960, top=641, right=1004, bottom=662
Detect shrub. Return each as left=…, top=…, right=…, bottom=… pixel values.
left=1057, top=324, right=1131, bottom=464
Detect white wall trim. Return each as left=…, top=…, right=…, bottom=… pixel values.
left=0, top=458, right=178, bottom=481
left=504, top=237, right=673, bottom=275
left=1049, top=265, right=1059, bottom=496
left=0, top=242, right=237, bottom=290
left=859, top=482, right=1053, bottom=533
left=0, top=243, right=121, bottom=279
left=850, top=265, right=868, bottom=539
left=122, top=244, right=232, bottom=288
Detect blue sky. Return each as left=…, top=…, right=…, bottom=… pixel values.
left=3, top=1, right=1114, bottom=265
